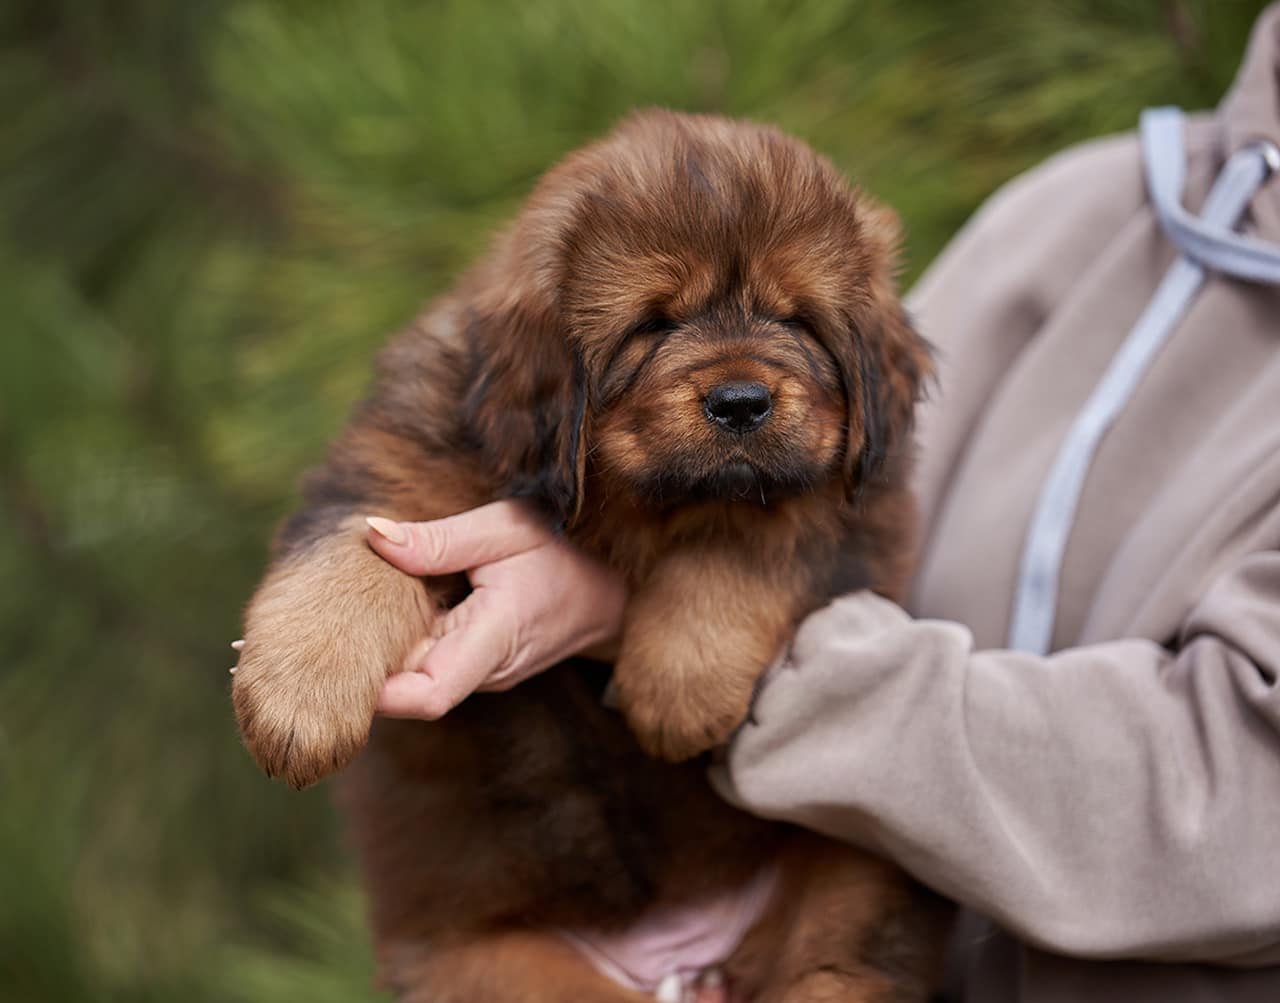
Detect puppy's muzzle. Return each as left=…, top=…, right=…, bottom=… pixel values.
left=704, top=382, right=772, bottom=434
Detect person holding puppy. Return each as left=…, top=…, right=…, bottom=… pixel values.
left=362, top=5, right=1280, bottom=1001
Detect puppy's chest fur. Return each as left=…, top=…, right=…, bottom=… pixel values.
left=346, top=664, right=781, bottom=940
left=571, top=482, right=851, bottom=586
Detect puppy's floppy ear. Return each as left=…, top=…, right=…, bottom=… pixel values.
left=461, top=280, right=588, bottom=527
left=848, top=304, right=932, bottom=492
left=843, top=204, right=934, bottom=496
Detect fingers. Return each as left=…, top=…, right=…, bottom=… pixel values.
left=376, top=666, right=454, bottom=719
left=366, top=500, right=548, bottom=576
left=375, top=591, right=516, bottom=719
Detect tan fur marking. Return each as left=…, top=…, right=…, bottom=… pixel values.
left=613, top=548, right=805, bottom=761
left=234, top=517, right=439, bottom=789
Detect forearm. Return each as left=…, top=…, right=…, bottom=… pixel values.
left=715, top=579, right=1280, bottom=964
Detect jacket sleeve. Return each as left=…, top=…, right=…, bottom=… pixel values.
left=713, top=548, right=1280, bottom=965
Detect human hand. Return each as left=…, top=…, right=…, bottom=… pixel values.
left=363, top=500, right=628, bottom=719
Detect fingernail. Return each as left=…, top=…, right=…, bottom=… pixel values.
left=229, top=666, right=237, bottom=674
left=366, top=516, right=407, bottom=545
left=231, top=640, right=245, bottom=651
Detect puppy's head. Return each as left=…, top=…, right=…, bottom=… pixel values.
left=463, top=110, right=930, bottom=523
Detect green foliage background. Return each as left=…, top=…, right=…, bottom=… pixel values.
left=0, top=1, right=1268, bottom=998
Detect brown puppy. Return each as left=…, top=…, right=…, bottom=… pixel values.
left=233, top=110, right=949, bottom=1001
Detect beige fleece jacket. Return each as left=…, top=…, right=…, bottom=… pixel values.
left=715, top=7, right=1280, bottom=1001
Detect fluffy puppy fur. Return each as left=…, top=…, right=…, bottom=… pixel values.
left=233, top=110, right=950, bottom=1001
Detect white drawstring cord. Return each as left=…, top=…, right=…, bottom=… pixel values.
left=1009, top=107, right=1280, bottom=654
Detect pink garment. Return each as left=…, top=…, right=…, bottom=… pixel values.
left=558, top=862, right=780, bottom=1001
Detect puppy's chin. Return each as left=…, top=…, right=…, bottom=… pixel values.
left=635, top=460, right=825, bottom=507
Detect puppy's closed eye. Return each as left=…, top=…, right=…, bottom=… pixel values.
left=597, top=315, right=681, bottom=404
left=778, top=314, right=817, bottom=335
left=625, top=314, right=680, bottom=340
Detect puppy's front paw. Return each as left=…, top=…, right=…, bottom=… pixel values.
left=604, top=549, right=794, bottom=762
left=232, top=530, right=434, bottom=788
left=232, top=635, right=383, bottom=789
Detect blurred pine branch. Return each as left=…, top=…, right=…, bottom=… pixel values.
left=0, top=0, right=1266, bottom=998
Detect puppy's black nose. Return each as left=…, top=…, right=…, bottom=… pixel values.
left=704, top=382, right=772, bottom=433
